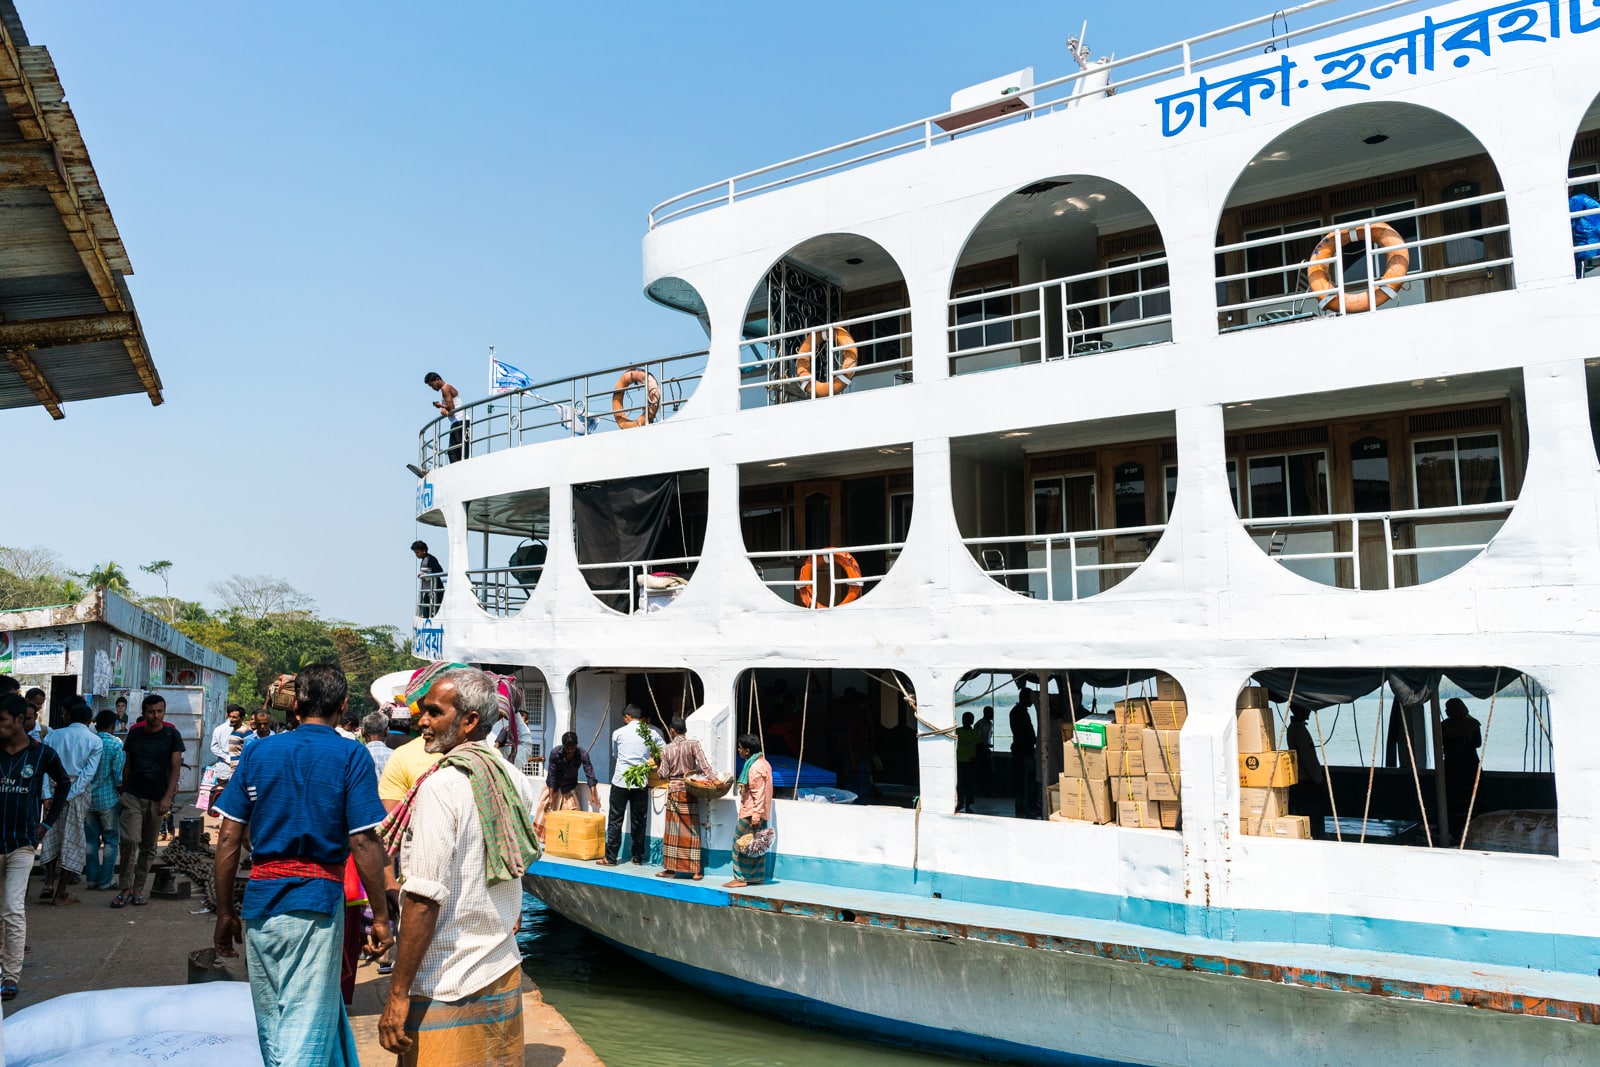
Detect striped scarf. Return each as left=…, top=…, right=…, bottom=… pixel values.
left=404, top=660, right=467, bottom=707
left=378, top=741, right=541, bottom=885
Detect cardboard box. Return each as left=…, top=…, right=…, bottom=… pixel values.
left=1236, top=705, right=1277, bottom=753
left=1046, top=783, right=1061, bottom=816
left=1270, top=815, right=1312, bottom=839
left=1108, top=746, right=1146, bottom=777
left=1146, top=772, right=1180, bottom=802
left=1117, top=800, right=1162, bottom=828
left=1158, top=800, right=1181, bottom=829
left=1064, top=743, right=1108, bottom=781
left=1058, top=775, right=1112, bottom=824
left=1236, top=686, right=1270, bottom=710
left=1103, top=723, right=1131, bottom=750
left=1142, top=729, right=1181, bottom=775
left=1147, top=700, right=1187, bottom=730
left=1108, top=775, right=1147, bottom=803
left=1240, top=786, right=1289, bottom=835
left=544, top=809, right=606, bottom=860
left=1239, top=750, right=1299, bottom=788
left=1156, top=674, right=1185, bottom=702
left=1071, top=720, right=1107, bottom=750
left=1113, top=698, right=1151, bottom=726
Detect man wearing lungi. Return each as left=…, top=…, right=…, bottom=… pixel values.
left=38, top=698, right=100, bottom=906
left=655, top=716, right=716, bottom=880
left=211, top=664, right=394, bottom=1067
left=377, top=665, right=541, bottom=1066
left=725, top=733, right=773, bottom=888
left=533, top=730, right=597, bottom=839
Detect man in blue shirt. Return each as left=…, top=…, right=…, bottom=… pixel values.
left=211, top=664, right=393, bottom=1067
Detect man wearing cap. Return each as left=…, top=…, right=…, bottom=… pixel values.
left=211, top=664, right=394, bottom=1067
left=598, top=705, right=663, bottom=867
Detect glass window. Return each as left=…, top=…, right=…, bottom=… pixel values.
left=1248, top=451, right=1329, bottom=518
left=849, top=309, right=905, bottom=368
left=889, top=493, right=914, bottom=543
left=1244, top=222, right=1320, bottom=301
left=1113, top=462, right=1146, bottom=528
left=741, top=505, right=790, bottom=552
left=1349, top=435, right=1391, bottom=513
left=1164, top=464, right=1178, bottom=519
left=1033, top=475, right=1096, bottom=535
left=1034, top=479, right=1064, bottom=536
left=953, top=286, right=1013, bottom=351
left=1107, top=252, right=1170, bottom=323
left=1414, top=433, right=1504, bottom=508
left=1332, top=202, right=1419, bottom=283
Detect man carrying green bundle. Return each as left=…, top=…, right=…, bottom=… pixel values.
left=378, top=665, right=541, bottom=1066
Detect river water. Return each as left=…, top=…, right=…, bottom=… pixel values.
left=517, top=892, right=964, bottom=1066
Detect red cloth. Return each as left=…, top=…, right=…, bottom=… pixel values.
left=250, top=857, right=343, bottom=882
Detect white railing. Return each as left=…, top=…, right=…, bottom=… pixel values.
left=740, top=308, right=912, bottom=405
left=648, top=0, right=1432, bottom=227
left=1240, top=500, right=1514, bottom=589
left=575, top=554, right=700, bottom=616
left=1215, top=194, right=1512, bottom=332
left=962, top=523, right=1167, bottom=601
left=468, top=566, right=542, bottom=617
left=419, top=350, right=708, bottom=470
left=946, top=260, right=1172, bottom=375
left=747, top=543, right=905, bottom=608
left=414, top=572, right=444, bottom=619
left=1567, top=175, right=1600, bottom=278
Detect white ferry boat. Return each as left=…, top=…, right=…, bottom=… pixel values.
left=411, top=1, right=1600, bottom=1061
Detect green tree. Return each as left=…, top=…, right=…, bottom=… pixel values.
left=139, top=560, right=174, bottom=620
left=77, top=560, right=132, bottom=595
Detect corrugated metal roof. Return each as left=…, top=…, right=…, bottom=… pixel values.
left=0, top=0, right=161, bottom=419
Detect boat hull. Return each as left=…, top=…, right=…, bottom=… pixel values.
left=525, top=867, right=1600, bottom=1067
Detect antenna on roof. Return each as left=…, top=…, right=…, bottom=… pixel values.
left=1066, top=22, right=1092, bottom=70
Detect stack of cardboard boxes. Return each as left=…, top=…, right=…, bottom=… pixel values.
left=1236, top=686, right=1312, bottom=839
left=1053, top=674, right=1184, bottom=830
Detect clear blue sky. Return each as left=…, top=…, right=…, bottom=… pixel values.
left=19, top=0, right=1270, bottom=629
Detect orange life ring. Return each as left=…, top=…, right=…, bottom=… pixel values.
left=611, top=368, right=661, bottom=429
left=797, top=549, right=862, bottom=609
left=794, top=327, right=858, bottom=397
left=1305, top=222, right=1410, bottom=313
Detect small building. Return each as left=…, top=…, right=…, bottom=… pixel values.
left=0, top=589, right=235, bottom=795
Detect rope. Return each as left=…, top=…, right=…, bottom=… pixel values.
left=642, top=672, right=667, bottom=730
left=792, top=670, right=811, bottom=800
left=1457, top=668, right=1501, bottom=849
left=1310, top=704, right=1341, bottom=842
left=1359, top=673, right=1385, bottom=844
left=915, top=714, right=959, bottom=739
left=860, top=669, right=917, bottom=714
left=1397, top=685, right=1434, bottom=847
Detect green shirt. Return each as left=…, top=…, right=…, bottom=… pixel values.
left=954, top=726, right=979, bottom=763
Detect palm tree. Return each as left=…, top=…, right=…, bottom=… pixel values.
left=78, top=561, right=132, bottom=595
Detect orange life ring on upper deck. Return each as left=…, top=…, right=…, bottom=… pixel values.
left=611, top=368, right=661, bottom=429
left=794, top=327, right=858, bottom=397
left=797, top=549, right=863, bottom=609
left=1306, top=222, right=1410, bottom=314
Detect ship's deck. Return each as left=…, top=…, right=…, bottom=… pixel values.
left=530, top=853, right=1600, bottom=1019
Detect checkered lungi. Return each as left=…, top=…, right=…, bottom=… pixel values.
left=661, top=780, right=702, bottom=876
left=41, top=791, right=89, bottom=874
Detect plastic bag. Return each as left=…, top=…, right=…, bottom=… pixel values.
left=735, top=827, right=776, bottom=857
left=26, top=1031, right=263, bottom=1067
left=6, top=983, right=255, bottom=1067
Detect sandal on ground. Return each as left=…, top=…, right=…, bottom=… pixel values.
left=692, top=874, right=704, bottom=881
left=129, top=895, right=149, bottom=906
left=110, top=892, right=131, bottom=908
left=722, top=879, right=748, bottom=888
left=655, top=871, right=677, bottom=878
left=594, top=859, right=618, bottom=867
left=1, top=980, right=17, bottom=1000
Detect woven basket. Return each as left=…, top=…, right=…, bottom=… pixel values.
left=685, top=775, right=733, bottom=800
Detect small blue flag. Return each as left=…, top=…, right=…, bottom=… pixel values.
left=490, top=357, right=532, bottom=393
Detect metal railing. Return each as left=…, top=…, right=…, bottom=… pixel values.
left=740, top=309, right=912, bottom=405
left=1567, top=175, right=1600, bottom=279
left=414, top=573, right=444, bottom=620
left=946, top=260, right=1172, bottom=375
left=1240, top=500, right=1515, bottom=589
left=747, top=543, right=905, bottom=607
left=576, top=554, right=700, bottom=616
left=468, top=565, right=542, bottom=617
left=1214, top=194, right=1512, bottom=333
left=962, top=523, right=1167, bottom=601
left=418, top=350, right=709, bottom=470
left=648, top=0, right=1432, bottom=227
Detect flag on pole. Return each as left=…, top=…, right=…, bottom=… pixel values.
left=490, top=356, right=532, bottom=394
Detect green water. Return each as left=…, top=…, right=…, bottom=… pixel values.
left=517, top=893, right=964, bottom=1066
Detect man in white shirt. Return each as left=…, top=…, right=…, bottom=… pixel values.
left=377, top=666, right=539, bottom=1064
left=39, top=698, right=102, bottom=906
left=598, top=705, right=663, bottom=867
left=361, top=712, right=392, bottom=777
left=209, top=705, right=247, bottom=779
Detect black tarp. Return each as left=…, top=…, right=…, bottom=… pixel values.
left=573, top=474, right=679, bottom=612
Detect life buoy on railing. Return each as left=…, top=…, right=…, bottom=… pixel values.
left=794, top=327, right=859, bottom=397
left=1306, top=222, right=1410, bottom=314
left=611, top=368, right=661, bottom=429
left=797, top=549, right=863, bottom=609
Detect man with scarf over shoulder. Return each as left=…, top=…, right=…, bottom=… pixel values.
left=378, top=665, right=541, bottom=1066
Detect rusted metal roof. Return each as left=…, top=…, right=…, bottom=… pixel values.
left=0, top=1, right=161, bottom=418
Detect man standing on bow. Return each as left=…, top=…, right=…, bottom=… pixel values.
left=211, top=664, right=393, bottom=1067
left=377, top=665, right=539, bottom=1066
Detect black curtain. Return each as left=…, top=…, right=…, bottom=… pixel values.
left=573, top=474, right=679, bottom=611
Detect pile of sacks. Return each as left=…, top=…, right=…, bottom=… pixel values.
left=4, top=983, right=260, bottom=1067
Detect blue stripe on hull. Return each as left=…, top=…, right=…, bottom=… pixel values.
left=593, top=929, right=1128, bottom=1067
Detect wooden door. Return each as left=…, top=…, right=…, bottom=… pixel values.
left=1099, top=444, right=1165, bottom=591
left=1334, top=418, right=1413, bottom=589
left=793, top=481, right=843, bottom=549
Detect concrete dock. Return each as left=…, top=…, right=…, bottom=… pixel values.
left=6, top=856, right=603, bottom=1066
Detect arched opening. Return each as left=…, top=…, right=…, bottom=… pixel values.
left=1567, top=94, right=1600, bottom=278
left=463, top=489, right=549, bottom=617
left=740, top=234, right=911, bottom=408
left=951, top=412, right=1177, bottom=600
left=573, top=470, right=707, bottom=615
left=739, top=445, right=912, bottom=608
left=1216, top=102, right=1513, bottom=333
left=1237, top=668, right=1554, bottom=853
left=1225, top=368, right=1527, bottom=590
left=948, top=175, right=1170, bottom=376
left=567, top=666, right=707, bottom=781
